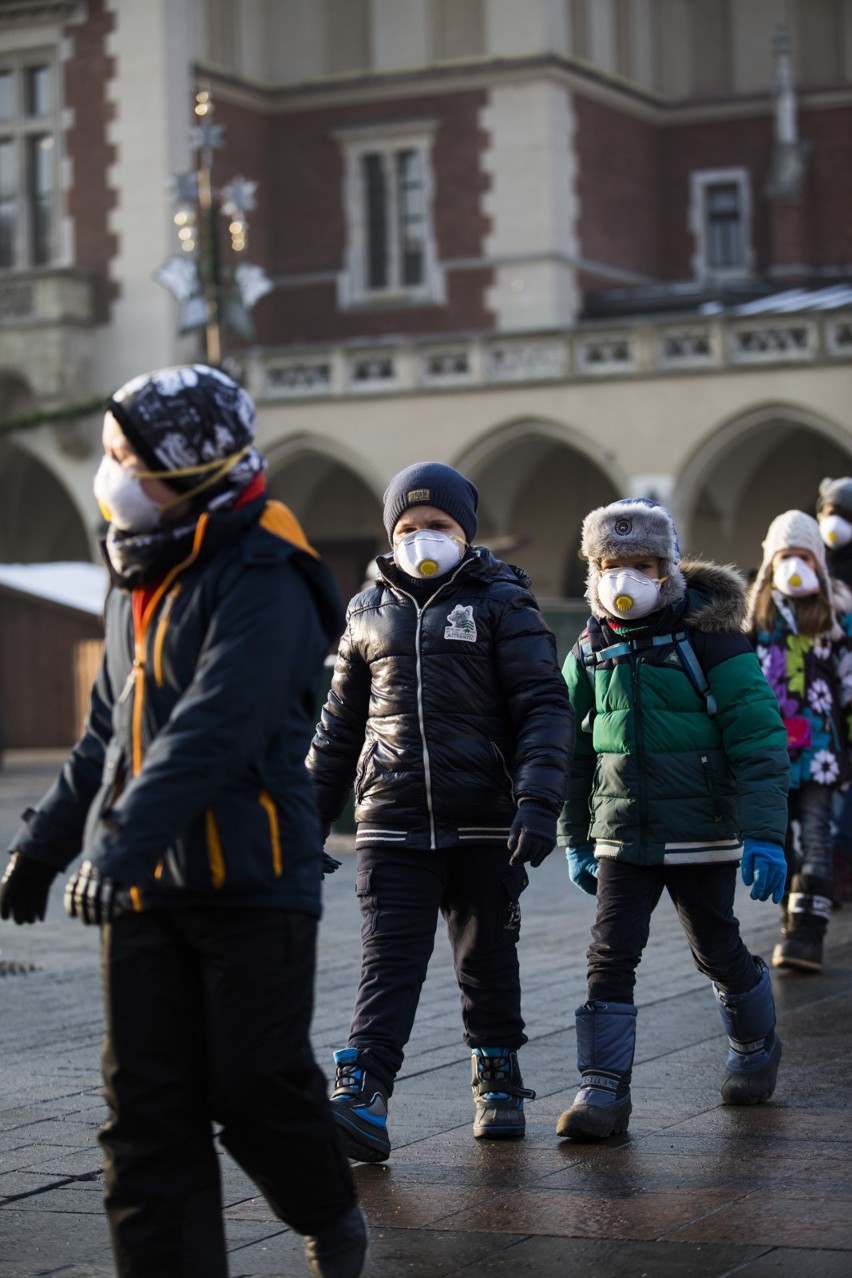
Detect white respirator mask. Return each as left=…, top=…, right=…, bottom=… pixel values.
left=819, top=513, right=852, bottom=550
left=93, top=456, right=164, bottom=532
left=772, top=556, right=820, bottom=598
left=598, top=568, right=664, bottom=620
left=394, top=530, right=465, bottom=580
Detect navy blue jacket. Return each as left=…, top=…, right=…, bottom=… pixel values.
left=307, top=547, right=574, bottom=850
left=11, top=498, right=343, bottom=916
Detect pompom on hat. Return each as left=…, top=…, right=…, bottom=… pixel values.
left=383, top=462, right=478, bottom=545
left=580, top=497, right=686, bottom=619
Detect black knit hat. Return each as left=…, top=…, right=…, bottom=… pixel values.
left=383, top=462, right=479, bottom=544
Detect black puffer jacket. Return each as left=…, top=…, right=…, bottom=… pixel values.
left=307, top=547, right=574, bottom=850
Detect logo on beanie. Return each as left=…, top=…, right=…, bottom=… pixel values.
left=445, top=604, right=476, bottom=643
left=407, top=488, right=431, bottom=503
left=614, top=517, right=632, bottom=536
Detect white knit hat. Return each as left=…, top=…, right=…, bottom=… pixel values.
left=754, top=510, right=829, bottom=591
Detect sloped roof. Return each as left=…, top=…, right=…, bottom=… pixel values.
left=0, top=562, right=107, bottom=615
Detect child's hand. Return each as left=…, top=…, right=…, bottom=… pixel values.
left=741, top=839, right=787, bottom=904
left=508, top=802, right=557, bottom=867
left=566, top=844, right=598, bottom=895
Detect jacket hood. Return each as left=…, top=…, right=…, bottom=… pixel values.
left=681, top=558, right=748, bottom=633
left=376, top=544, right=532, bottom=593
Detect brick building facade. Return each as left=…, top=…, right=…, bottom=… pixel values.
left=0, top=0, right=850, bottom=609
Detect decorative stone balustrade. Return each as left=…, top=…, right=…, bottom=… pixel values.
left=251, top=309, right=852, bottom=402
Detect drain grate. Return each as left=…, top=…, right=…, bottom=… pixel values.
left=0, top=959, right=42, bottom=976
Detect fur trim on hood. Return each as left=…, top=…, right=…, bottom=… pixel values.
left=680, top=558, right=748, bottom=633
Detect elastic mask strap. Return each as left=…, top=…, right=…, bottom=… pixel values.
left=137, top=446, right=251, bottom=513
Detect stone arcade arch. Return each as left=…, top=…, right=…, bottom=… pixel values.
left=0, top=436, right=92, bottom=564
left=457, top=419, right=624, bottom=600
left=263, top=435, right=385, bottom=604
left=674, top=404, right=852, bottom=578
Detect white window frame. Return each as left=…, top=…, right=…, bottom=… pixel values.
left=0, top=48, right=60, bottom=272
left=335, top=119, right=445, bottom=309
left=689, top=168, right=753, bottom=282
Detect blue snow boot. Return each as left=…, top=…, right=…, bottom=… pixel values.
left=714, top=958, right=782, bottom=1105
left=556, top=1001, right=637, bottom=1141
left=471, top=1047, right=535, bottom=1139
left=330, top=1048, right=391, bottom=1163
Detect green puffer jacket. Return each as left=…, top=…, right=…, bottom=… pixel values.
left=558, top=560, right=790, bottom=866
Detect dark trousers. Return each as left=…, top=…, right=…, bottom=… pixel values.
left=587, top=859, right=758, bottom=1004
left=99, top=908, right=356, bottom=1278
left=786, top=782, right=834, bottom=885
left=349, top=843, right=528, bottom=1089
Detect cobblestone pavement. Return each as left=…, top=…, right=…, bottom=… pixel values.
left=1, top=750, right=851, bottom=1277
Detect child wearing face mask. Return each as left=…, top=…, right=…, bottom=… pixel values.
left=307, top=461, right=574, bottom=1162
left=814, top=479, right=852, bottom=907
left=745, top=509, right=852, bottom=974
left=557, top=498, right=789, bottom=1142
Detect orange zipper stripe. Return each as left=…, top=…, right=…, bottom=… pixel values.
left=259, top=790, right=282, bottom=875
left=205, top=808, right=226, bottom=888
left=153, top=585, right=183, bottom=686
left=130, top=515, right=209, bottom=775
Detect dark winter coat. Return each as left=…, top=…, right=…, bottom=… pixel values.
left=11, top=498, right=344, bottom=916
left=558, top=560, right=789, bottom=866
left=306, top=547, right=574, bottom=850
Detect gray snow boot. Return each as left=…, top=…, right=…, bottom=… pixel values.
left=471, top=1047, right=535, bottom=1139
left=714, top=958, right=782, bottom=1105
left=556, top=1001, right=637, bottom=1141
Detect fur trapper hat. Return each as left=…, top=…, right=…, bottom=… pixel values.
left=581, top=498, right=687, bottom=619
left=816, top=476, right=852, bottom=519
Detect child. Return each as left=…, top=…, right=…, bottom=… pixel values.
left=558, top=498, right=789, bottom=1141
left=0, top=366, right=365, bottom=1278
left=745, top=509, right=852, bottom=973
left=307, top=462, right=574, bottom=1161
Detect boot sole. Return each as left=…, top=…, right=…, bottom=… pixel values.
left=721, top=1038, right=782, bottom=1105
left=771, top=953, right=822, bottom=973
left=332, top=1111, right=391, bottom=1163
left=473, top=1126, right=526, bottom=1140
left=556, top=1101, right=631, bottom=1141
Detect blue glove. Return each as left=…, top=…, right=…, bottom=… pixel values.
left=741, top=838, right=787, bottom=904
left=566, top=844, right=598, bottom=895
left=508, top=801, right=557, bottom=868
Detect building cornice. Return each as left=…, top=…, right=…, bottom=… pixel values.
left=0, top=0, right=81, bottom=31
left=195, top=52, right=852, bottom=127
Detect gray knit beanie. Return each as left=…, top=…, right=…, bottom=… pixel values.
left=816, top=476, right=852, bottom=519
left=382, top=462, right=478, bottom=544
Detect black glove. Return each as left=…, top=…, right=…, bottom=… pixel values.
left=507, top=802, right=557, bottom=868
left=64, top=861, right=125, bottom=926
left=322, top=852, right=342, bottom=877
left=0, top=853, right=56, bottom=924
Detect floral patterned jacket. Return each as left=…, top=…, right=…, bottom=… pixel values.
left=752, top=592, right=852, bottom=789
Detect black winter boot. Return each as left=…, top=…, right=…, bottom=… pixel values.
left=471, top=1048, right=535, bottom=1139
left=304, top=1203, right=368, bottom=1278
left=556, top=1002, right=636, bottom=1141
left=772, top=874, right=832, bottom=973
left=330, top=1049, right=391, bottom=1163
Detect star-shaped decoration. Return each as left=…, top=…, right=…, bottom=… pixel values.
left=221, top=177, right=258, bottom=218
left=190, top=120, right=225, bottom=153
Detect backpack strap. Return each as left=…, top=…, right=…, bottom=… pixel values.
left=577, top=629, right=716, bottom=716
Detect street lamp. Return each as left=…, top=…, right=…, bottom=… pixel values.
left=154, top=87, right=273, bottom=365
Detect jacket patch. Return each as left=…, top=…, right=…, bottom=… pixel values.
left=445, top=604, right=477, bottom=642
